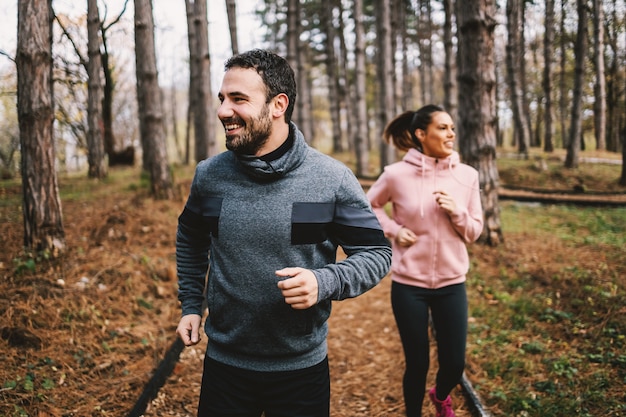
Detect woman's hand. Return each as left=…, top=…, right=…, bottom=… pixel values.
left=434, top=190, right=457, bottom=215
left=396, top=227, right=417, bottom=247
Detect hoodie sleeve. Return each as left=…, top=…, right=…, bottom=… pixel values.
left=314, top=169, right=392, bottom=302
left=448, top=168, right=484, bottom=243
left=366, top=170, right=404, bottom=239
left=176, top=172, right=212, bottom=317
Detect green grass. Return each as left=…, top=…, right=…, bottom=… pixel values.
left=467, top=201, right=626, bottom=416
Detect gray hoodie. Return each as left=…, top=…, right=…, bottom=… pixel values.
left=176, top=123, right=391, bottom=372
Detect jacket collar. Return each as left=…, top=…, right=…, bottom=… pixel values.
left=234, top=122, right=308, bottom=181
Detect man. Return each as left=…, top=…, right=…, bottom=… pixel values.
left=176, top=49, right=391, bottom=417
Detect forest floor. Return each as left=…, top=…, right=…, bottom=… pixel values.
left=0, top=151, right=624, bottom=417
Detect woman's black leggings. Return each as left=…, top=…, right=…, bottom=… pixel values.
left=391, top=281, right=468, bottom=417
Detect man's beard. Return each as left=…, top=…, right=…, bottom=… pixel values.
left=224, top=105, right=272, bottom=155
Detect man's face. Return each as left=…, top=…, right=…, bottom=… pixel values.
left=217, top=68, right=273, bottom=155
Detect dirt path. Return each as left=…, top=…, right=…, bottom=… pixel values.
left=141, top=277, right=475, bottom=417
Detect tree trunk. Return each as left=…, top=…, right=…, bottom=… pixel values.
left=17, top=0, right=65, bottom=255
left=505, top=0, right=530, bottom=157
left=187, top=0, right=216, bottom=162
left=185, top=0, right=197, bottom=164
left=619, top=126, right=626, bottom=187
left=543, top=0, right=555, bottom=152
left=225, top=0, right=239, bottom=55
left=564, top=0, right=588, bottom=169
left=605, top=0, right=623, bottom=153
left=592, top=0, right=606, bottom=151
left=299, top=46, right=315, bottom=144
left=87, top=0, right=107, bottom=179
left=336, top=0, right=354, bottom=154
left=559, top=0, right=568, bottom=149
left=286, top=0, right=313, bottom=143
left=321, top=2, right=343, bottom=153
left=398, top=1, right=412, bottom=111
left=376, top=0, right=396, bottom=170
left=353, top=0, right=370, bottom=177
left=443, top=0, right=457, bottom=121
left=134, top=0, right=173, bottom=199
left=456, top=0, right=503, bottom=246
left=418, top=0, right=434, bottom=104
left=100, top=1, right=132, bottom=165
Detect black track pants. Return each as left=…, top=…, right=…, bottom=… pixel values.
left=197, top=356, right=330, bottom=417
left=391, top=281, right=468, bottom=417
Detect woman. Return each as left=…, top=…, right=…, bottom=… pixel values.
left=367, top=104, right=483, bottom=417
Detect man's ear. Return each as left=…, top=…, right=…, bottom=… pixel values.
left=271, top=93, right=289, bottom=119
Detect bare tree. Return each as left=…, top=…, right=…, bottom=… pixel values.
left=564, top=0, right=588, bottom=169
left=17, top=0, right=65, bottom=254
left=605, top=0, right=624, bottom=153
left=225, top=0, right=239, bottom=55
left=543, top=0, right=556, bottom=152
left=353, top=0, right=370, bottom=177
left=621, top=126, right=626, bottom=186
left=320, top=1, right=343, bottom=153
left=442, top=0, right=457, bottom=121
left=505, top=0, right=530, bottom=157
left=592, top=0, right=607, bottom=150
left=286, top=0, right=314, bottom=143
left=376, top=0, right=396, bottom=170
left=86, top=0, right=107, bottom=178
left=418, top=0, right=434, bottom=104
left=186, top=0, right=217, bottom=162
left=456, top=0, right=503, bottom=246
left=335, top=0, right=354, bottom=154
left=100, top=0, right=133, bottom=165
left=134, top=0, right=173, bottom=199
left=558, top=0, right=568, bottom=149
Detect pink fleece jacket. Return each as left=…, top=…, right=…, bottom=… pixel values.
left=367, top=149, right=484, bottom=289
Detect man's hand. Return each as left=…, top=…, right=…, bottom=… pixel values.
left=176, top=314, right=202, bottom=346
left=276, top=267, right=319, bottom=309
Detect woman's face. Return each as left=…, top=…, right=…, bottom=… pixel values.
left=415, top=111, right=455, bottom=159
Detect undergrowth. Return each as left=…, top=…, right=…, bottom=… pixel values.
left=466, top=202, right=626, bottom=416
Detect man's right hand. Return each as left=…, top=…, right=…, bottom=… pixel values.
left=176, top=314, right=202, bottom=346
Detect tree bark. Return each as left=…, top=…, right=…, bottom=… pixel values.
left=505, top=0, right=530, bottom=157
left=605, top=0, right=623, bottom=153
left=286, top=0, right=313, bottom=143
left=592, top=0, right=606, bottom=150
left=134, top=0, right=173, bottom=199
left=558, top=0, right=568, bottom=149
left=225, top=0, right=239, bottom=55
left=456, top=0, right=503, bottom=246
left=100, top=1, right=131, bottom=165
left=186, top=0, right=216, bottom=162
left=376, top=0, right=396, bottom=170
left=321, top=2, right=343, bottom=153
left=418, top=0, right=434, bottom=104
left=443, top=0, right=457, bottom=121
left=87, top=0, right=107, bottom=178
left=353, top=0, right=370, bottom=177
left=543, top=0, right=555, bottom=152
left=564, top=0, right=588, bottom=169
left=17, top=0, right=65, bottom=254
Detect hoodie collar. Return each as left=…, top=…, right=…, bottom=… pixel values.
left=403, top=148, right=460, bottom=171
left=234, top=122, right=308, bottom=181
left=403, top=148, right=460, bottom=218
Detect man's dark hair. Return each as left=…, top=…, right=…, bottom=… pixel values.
left=224, top=49, right=297, bottom=123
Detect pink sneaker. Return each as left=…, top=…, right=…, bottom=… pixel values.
left=428, top=387, right=456, bottom=417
